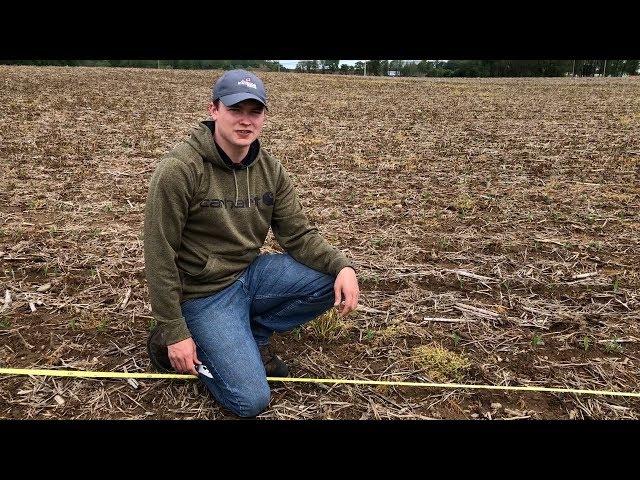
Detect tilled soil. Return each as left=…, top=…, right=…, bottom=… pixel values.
left=1, top=66, right=639, bottom=419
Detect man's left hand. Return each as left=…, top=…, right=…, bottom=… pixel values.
left=334, top=267, right=360, bottom=317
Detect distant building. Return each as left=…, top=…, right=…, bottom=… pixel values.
left=388, top=70, right=400, bottom=77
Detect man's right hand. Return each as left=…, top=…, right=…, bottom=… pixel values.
left=167, top=337, right=201, bottom=376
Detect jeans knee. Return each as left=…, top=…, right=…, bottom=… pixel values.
left=312, top=273, right=336, bottom=299
left=233, top=385, right=271, bottom=418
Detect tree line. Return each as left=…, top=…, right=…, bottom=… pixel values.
left=0, top=59, right=283, bottom=71
left=1, top=59, right=638, bottom=76
left=295, top=59, right=639, bottom=77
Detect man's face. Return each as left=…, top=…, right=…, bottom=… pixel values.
left=208, top=99, right=266, bottom=149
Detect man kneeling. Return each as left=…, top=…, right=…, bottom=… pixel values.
left=143, top=69, right=359, bottom=417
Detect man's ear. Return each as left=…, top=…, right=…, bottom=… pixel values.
left=208, top=101, right=218, bottom=120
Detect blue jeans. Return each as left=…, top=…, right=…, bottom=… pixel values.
left=180, top=252, right=336, bottom=417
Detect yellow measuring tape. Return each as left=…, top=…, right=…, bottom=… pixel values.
left=1, top=367, right=639, bottom=398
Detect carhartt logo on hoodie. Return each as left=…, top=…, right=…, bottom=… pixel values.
left=200, top=191, right=274, bottom=209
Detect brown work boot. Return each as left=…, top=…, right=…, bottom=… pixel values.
left=147, top=326, right=173, bottom=372
left=259, top=344, right=289, bottom=377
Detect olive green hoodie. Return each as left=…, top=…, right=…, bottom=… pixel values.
left=143, top=121, right=353, bottom=345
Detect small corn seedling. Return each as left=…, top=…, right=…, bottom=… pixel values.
left=0, top=313, right=11, bottom=329
left=532, top=333, right=545, bottom=347
left=604, top=340, right=623, bottom=354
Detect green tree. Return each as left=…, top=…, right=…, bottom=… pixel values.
left=319, top=59, right=339, bottom=73
left=380, top=60, right=389, bottom=76
left=623, top=59, right=639, bottom=75
left=366, top=59, right=381, bottom=76
left=296, top=60, right=318, bottom=72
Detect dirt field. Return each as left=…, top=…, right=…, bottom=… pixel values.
left=1, top=66, right=639, bottom=419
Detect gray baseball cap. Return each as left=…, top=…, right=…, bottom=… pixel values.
left=212, top=69, right=267, bottom=107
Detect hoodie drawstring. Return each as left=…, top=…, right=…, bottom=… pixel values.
left=246, top=165, right=250, bottom=205
left=232, top=166, right=251, bottom=207
left=233, top=170, right=239, bottom=206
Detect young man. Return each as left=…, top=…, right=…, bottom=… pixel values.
left=143, top=69, right=359, bottom=417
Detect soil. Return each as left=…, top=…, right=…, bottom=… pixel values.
left=1, top=66, right=639, bottom=419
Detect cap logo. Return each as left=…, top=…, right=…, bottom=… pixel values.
left=237, top=77, right=257, bottom=89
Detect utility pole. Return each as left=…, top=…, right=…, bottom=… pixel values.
left=603, top=59, right=607, bottom=76
left=364, top=61, right=367, bottom=76
left=572, top=59, right=575, bottom=76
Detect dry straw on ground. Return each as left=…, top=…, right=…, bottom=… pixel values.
left=1, top=66, right=639, bottom=419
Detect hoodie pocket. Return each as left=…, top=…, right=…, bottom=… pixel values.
left=184, top=255, right=218, bottom=281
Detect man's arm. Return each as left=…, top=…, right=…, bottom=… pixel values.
left=143, top=158, right=200, bottom=374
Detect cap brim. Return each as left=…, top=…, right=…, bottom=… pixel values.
left=219, top=93, right=267, bottom=108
